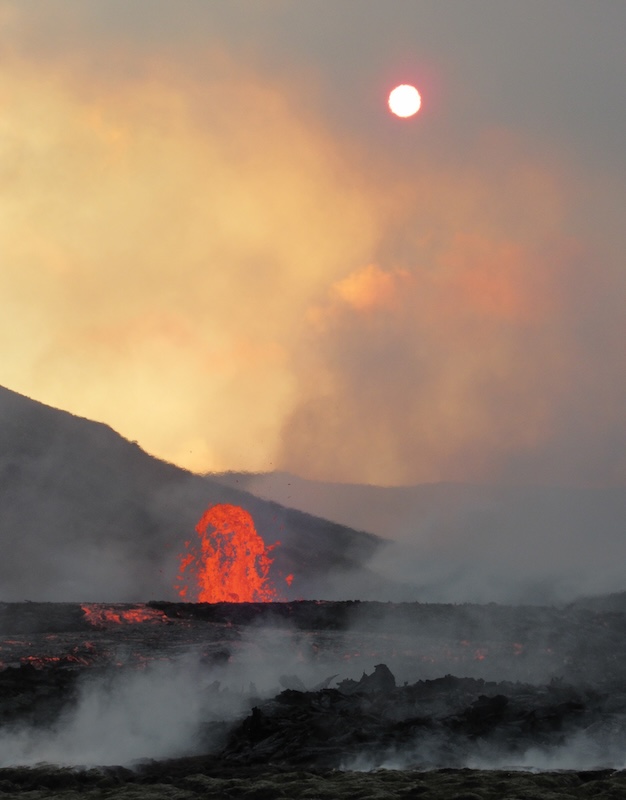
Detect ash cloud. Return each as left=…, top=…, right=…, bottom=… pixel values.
left=277, top=174, right=626, bottom=487
left=0, top=2, right=624, bottom=490
left=1, top=0, right=625, bottom=607
left=0, top=10, right=378, bottom=476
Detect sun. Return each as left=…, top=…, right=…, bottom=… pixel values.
left=388, top=84, right=421, bottom=118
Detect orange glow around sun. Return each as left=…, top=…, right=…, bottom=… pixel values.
left=388, top=84, right=421, bottom=118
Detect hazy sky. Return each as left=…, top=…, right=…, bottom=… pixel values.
left=1, top=1, right=625, bottom=486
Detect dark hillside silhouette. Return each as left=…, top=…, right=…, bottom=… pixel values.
left=0, top=386, right=382, bottom=601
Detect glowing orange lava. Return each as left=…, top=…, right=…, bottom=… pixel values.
left=81, top=604, right=166, bottom=626
left=175, top=503, right=282, bottom=602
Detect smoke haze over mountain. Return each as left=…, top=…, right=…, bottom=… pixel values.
left=3, top=9, right=626, bottom=787
left=1, top=383, right=624, bottom=606
left=0, top=386, right=381, bottom=602
left=0, top=1, right=625, bottom=487
left=214, top=471, right=626, bottom=604
left=1, top=1, right=624, bottom=604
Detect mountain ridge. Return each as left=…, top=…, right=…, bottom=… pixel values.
left=0, top=385, right=383, bottom=602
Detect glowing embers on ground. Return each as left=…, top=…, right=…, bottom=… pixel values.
left=81, top=604, right=167, bottom=627
left=175, top=503, right=286, bottom=602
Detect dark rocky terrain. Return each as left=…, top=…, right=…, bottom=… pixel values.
left=2, top=762, right=626, bottom=800
left=3, top=387, right=626, bottom=796
left=1, top=601, right=626, bottom=797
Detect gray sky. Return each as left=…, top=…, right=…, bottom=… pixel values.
left=1, top=1, right=625, bottom=486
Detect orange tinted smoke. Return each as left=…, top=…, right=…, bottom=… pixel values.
left=175, top=503, right=282, bottom=602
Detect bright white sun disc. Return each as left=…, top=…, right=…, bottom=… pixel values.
left=388, top=84, right=421, bottom=118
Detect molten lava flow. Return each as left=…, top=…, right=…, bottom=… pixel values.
left=175, top=503, right=281, bottom=602
left=81, top=604, right=166, bottom=627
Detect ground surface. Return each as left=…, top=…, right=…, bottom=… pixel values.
left=1, top=601, right=626, bottom=797
left=1, top=763, right=626, bottom=799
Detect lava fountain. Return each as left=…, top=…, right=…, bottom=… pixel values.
left=175, top=504, right=283, bottom=602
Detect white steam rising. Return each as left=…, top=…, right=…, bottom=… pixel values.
left=2, top=620, right=626, bottom=771
left=0, top=658, right=210, bottom=767
left=0, top=626, right=342, bottom=768
left=344, top=729, right=626, bottom=773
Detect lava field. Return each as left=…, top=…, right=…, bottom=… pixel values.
left=2, top=600, right=626, bottom=798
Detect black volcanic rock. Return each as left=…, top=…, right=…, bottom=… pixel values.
left=0, top=385, right=382, bottom=602
left=1, top=763, right=625, bottom=800
left=220, top=666, right=611, bottom=769
left=337, top=663, right=396, bottom=695
left=2, top=600, right=626, bottom=777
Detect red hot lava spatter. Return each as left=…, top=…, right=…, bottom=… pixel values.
left=175, top=503, right=283, bottom=602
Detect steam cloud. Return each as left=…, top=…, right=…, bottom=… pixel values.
left=0, top=659, right=211, bottom=767
left=0, top=1, right=625, bottom=779
left=3, top=616, right=626, bottom=772
left=0, top=625, right=363, bottom=767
